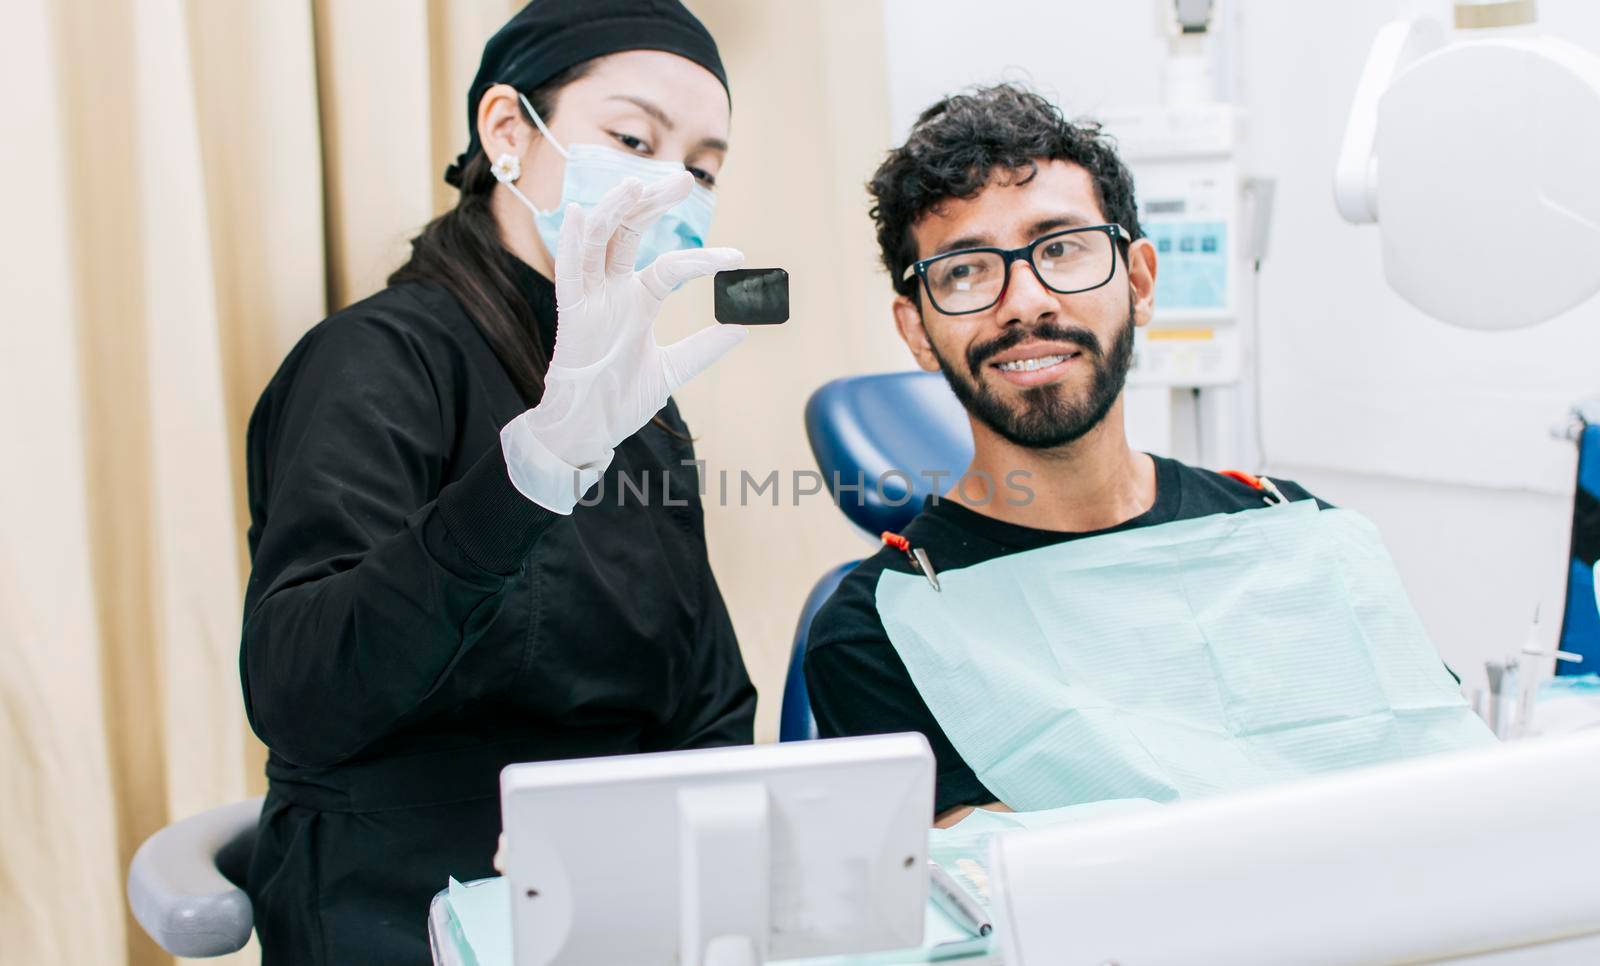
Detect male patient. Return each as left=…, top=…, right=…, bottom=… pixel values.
left=805, top=84, right=1491, bottom=827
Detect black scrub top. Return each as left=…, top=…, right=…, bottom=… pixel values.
left=240, top=255, right=755, bottom=966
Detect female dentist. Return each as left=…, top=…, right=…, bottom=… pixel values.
left=239, top=3, right=755, bottom=962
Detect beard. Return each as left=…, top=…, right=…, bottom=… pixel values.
left=929, top=302, right=1136, bottom=450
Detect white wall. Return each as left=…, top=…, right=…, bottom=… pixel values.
left=881, top=0, right=1600, bottom=696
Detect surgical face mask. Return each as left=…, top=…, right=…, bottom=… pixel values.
left=495, top=92, right=716, bottom=271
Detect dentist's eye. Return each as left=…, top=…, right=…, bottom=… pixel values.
left=687, top=166, right=717, bottom=188
left=611, top=132, right=652, bottom=155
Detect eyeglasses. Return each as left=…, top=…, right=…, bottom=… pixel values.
left=902, top=224, right=1131, bottom=316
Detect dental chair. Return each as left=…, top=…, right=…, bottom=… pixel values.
left=779, top=372, right=974, bottom=742
left=1558, top=419, right=1600, bottom=674
left=126, top=796, right=262, bottom=956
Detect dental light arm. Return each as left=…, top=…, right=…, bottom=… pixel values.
left=1332, top=17, right=1444, bottom=225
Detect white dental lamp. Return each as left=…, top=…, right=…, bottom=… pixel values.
left=1334, top=0, right=1600, bottom=331
left=1338, top=0, right=1600, bottom=731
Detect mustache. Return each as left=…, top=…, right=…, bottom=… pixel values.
left=967, top=323, right=1104, bottom=376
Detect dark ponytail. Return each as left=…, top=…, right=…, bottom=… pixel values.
left=388, top=63, right=594, bottom=406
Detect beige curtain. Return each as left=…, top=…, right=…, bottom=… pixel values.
left=0, top=1, right=893, bottom=963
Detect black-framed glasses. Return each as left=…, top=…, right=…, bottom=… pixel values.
left=902, top=223, right=1131, bottom=316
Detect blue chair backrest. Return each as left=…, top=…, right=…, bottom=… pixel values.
left=779, top=560, right=859, bottom=742
left=804, top=371, right=974, bottom=536
left=1558, top=423, right=1600, bottom=674
left=780, top=372, right=976, bottom=741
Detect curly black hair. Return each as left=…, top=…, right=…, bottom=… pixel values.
left=868, top=83, right=1142, bottom=299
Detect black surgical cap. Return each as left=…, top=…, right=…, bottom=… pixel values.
left=445, top=0, right=729, bottom=187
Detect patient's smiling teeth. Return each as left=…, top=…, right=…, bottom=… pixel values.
left=997, top=354, right=1068, bottom=372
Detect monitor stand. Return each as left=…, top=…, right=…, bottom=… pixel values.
left=678, top=782, right=771, bottom=966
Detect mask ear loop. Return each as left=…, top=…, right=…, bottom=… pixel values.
left=517, top=91, right=570, bottom=161
left=490, top=90, right=571, bottom=217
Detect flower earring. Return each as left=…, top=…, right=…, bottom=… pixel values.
left=491, top=153, right=522, bottom=184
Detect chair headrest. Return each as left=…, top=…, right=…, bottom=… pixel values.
left=804, top=371, right=974, bottom=535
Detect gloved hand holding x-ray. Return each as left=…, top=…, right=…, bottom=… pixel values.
left=499, top=173, right=748, bottom=514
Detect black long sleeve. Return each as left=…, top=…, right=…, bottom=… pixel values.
left=241, top=305, right=556, bottom=767
left=242, top=270, right=754, bottom=966
left=647, top=543, right=756, bottom=751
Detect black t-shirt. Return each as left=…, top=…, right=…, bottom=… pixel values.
left=803, top=455, right=1322, bottom=817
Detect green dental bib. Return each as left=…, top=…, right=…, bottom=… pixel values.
left=876, top=500, right=1494, bottom=811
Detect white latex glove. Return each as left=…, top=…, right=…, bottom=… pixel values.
left=500, top=172, right=747, bottom=513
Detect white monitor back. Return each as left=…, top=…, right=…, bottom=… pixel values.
left=499, top=733, right=933, bottom=966
left=990, top=731, right=1600, bottom=965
